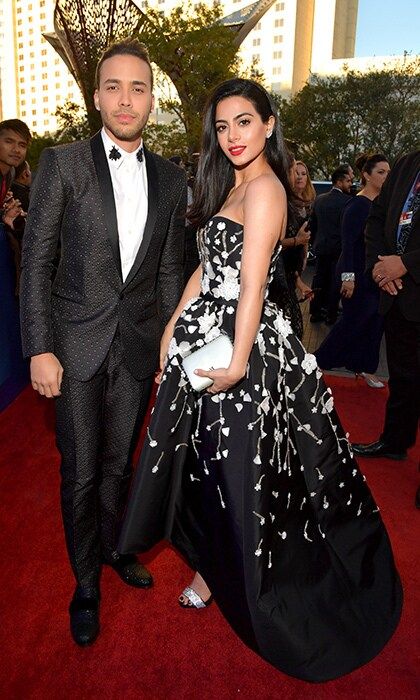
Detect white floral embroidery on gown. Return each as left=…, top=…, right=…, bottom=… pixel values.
left=119, top=216, right=402, bottom=682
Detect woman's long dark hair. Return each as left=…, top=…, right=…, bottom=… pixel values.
left=188, top=78, right=294, bottom=228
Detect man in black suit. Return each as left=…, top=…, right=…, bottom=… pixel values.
left=20, top=40, right=187, bottom=645
left=309, top=166, right=353, bottom=324
left=352, top=150, right=420, bottom=468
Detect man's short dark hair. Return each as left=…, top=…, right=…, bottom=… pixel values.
left=331, top=165, right=350, bottom=184
left=95, top=39, right=153, bottom=90
left=0, top=119, right=31, bottom=143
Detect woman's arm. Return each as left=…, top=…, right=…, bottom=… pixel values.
left=196, top=175, right=286, bottom=392
left=157, top=264, right=202, bottom=381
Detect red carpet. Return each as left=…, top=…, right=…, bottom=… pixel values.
left=0, top=377, right=418, bottom=699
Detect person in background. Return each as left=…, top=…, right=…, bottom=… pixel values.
left=269, top=158, right=315, bottom=338
left=315, top=153, right=390, bottom=387
left=11, top=160, right=31, bottom=213
left=352, top=150, right=420, bottom=481
left=309, top=165, right=353, bottom=324
left=0, top=119, right=30, bottom=209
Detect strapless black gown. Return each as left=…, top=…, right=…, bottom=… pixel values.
left=119, top=216, right=402, bottom=682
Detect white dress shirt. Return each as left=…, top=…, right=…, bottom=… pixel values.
left=101, top=128, right=148, bottom=282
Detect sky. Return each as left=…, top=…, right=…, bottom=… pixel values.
left=355, top=0, right=420, bottom=57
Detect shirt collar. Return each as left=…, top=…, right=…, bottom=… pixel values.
left=101, top=127, right=144, bottom=169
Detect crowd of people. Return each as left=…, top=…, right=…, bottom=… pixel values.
left=1, top=38, right=418, bottom=683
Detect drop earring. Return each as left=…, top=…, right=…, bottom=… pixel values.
left=266, top=131, right=272, bottom=139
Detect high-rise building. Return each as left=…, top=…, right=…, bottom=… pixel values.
left=0, top=0, right=411, bottom=136
left=0, top=0, right=82, bottom=133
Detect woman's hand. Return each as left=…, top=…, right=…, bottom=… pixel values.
left=296, top=277, right=314, bottom=302
left=156, top=322, right=175, bottom=384
left=340, top=280, right=355, bottom=299
left=194, top=366, right=245, bottom=394
left=294, top=222, right=311, bottom=246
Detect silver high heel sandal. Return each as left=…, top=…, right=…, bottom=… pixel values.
left=356, top=372, right=385, bottom=389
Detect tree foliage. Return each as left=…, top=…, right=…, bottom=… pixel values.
left=277, top=57, right=420, bottom=179
left=143, top=119, right=188, bottom=158
left=138, top=2, right=242, bottom=152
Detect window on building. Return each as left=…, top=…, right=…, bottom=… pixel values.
left=41, top=61, right=47, bottom=67
left=32, top=109, right=36, bottom=115
left=43, top=108, right=49, bottom=114
left=21, top=100, right=26, bottom=106
left=55, top=71, right=60, bottom=77
left=273, top=67, right=281, bottom=75
left=42, top=85, right=48, bottom=91
left=276, top=2, right=284, bottom=10
left=42, top=72, right=47, bottom=79
left=275, top=19, right=284, bottom=27
left=252, top=38, right=261, bottom=47
left=274, top=35, right=283, bottom=43
left=21, top=110, right=26, bottom=116
left=256, top=22, right=261, bottom=30
left=55, top=82, right=60, bottom=88
left=43, top=96, right=48, bottom=102
left=252, top=54, right=260, bottom=62
left=273, top=51, right=282, bottom=59
left=41, top=49, right=47, bottom=56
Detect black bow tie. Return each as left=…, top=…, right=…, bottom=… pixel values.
left=108, top=146, right=143, bottom=163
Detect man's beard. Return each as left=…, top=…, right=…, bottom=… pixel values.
left=103, top=113, right=147, bottom=142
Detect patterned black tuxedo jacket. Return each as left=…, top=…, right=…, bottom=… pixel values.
left=20, top=131, right=187, bottom=381
left=365, top=150, right=420, bottom=321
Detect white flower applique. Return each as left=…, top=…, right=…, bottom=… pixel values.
left=301, top=353, right=318, bottom=375
left=198, top=311, right=217, bottom=336
left=213, top=265, right=240, bottom=301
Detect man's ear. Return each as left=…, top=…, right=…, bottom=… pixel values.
left=93, top=90, right=100, bottom=111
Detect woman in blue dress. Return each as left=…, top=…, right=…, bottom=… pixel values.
left=315, top=154, right=390, bottom=386
left=119, top=84, right=401, bottom=682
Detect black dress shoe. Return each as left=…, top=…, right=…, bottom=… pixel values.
left=351, top=440, right=407, bottom=461
left=69, top=587, right=100, bottom=646
left=106, top=553, right=153, bottom=588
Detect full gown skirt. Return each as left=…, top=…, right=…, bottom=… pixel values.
left=119, top=216, right=402, bottom=682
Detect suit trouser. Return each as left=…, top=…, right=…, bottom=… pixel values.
left=381, top=301, right=420, bottom=451
left=55, top=331, right=154, bottom=589
left=310, top=252, right=340, bottom=319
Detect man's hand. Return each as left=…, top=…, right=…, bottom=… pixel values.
left=373, top=255, right=407, bottom=287
left=30, top=353, right=64, bottom=397
left=340, top=280, right=355, bottom=299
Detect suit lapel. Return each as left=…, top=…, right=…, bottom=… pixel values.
left=90, top=131, right=123, bottom=282
left=123, top=146, right=159, bottom=288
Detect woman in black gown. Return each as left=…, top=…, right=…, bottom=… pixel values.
left=119, top=82, right=402, bottom=682
left=315, top=154, right=390, bottom=386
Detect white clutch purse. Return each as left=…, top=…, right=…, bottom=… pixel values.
left=182, top=334, right=234, bottom=391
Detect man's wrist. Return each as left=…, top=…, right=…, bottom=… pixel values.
left=341, top=272, right=355, bottom=282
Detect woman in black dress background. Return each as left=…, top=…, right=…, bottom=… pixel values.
left=315, top=153, right=390, bottom=386
left=269, top=159, right=315, bottom=338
